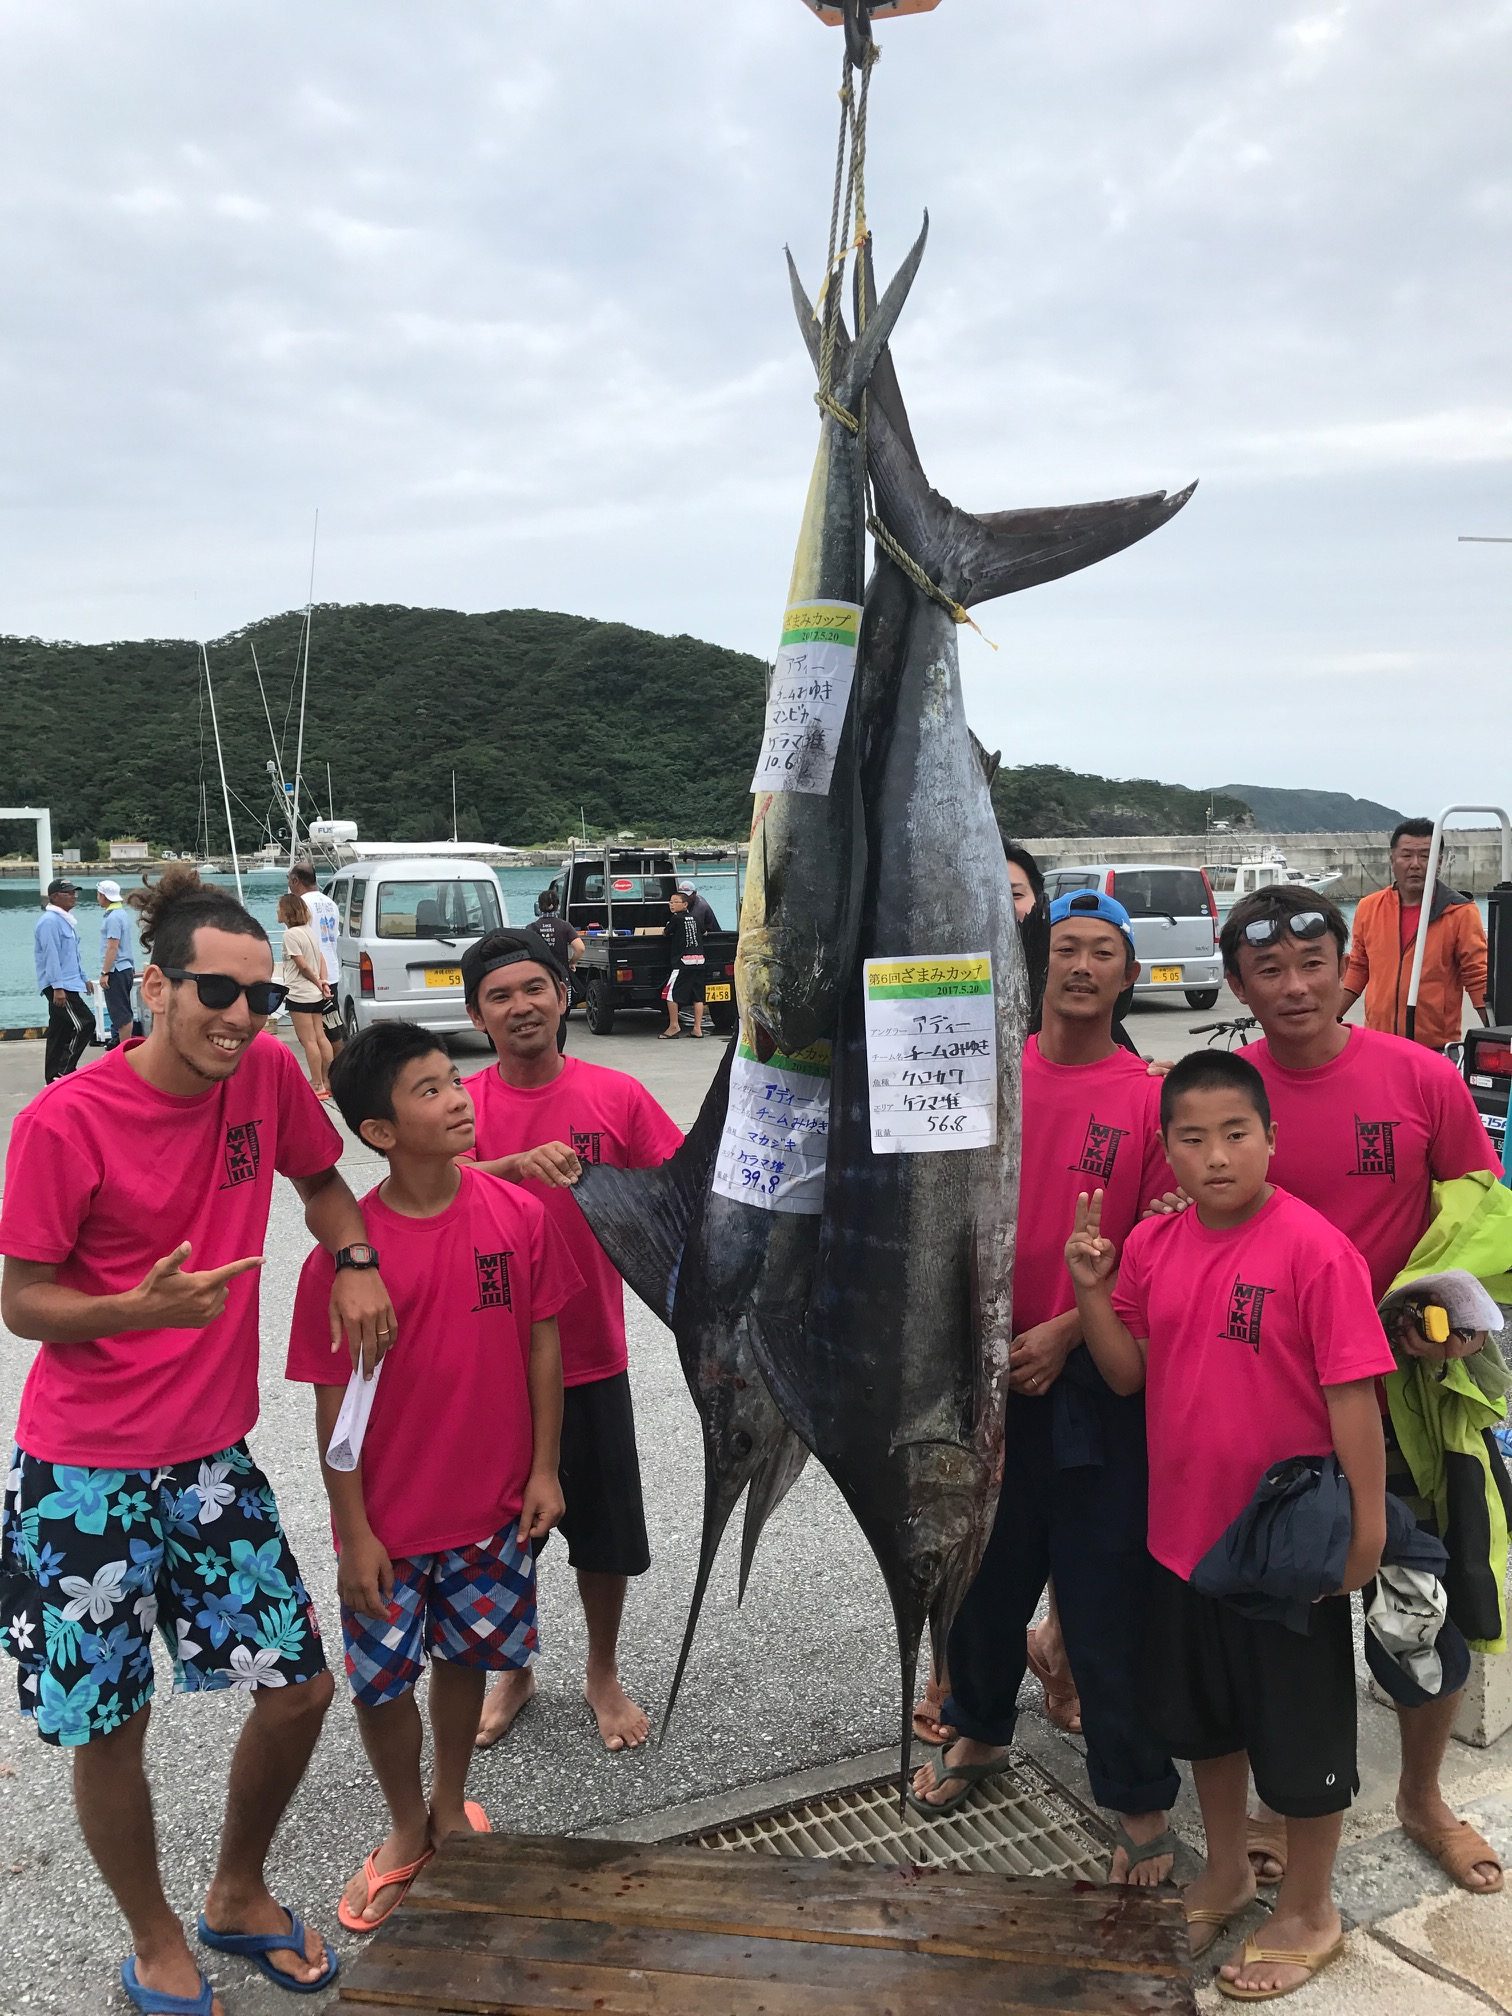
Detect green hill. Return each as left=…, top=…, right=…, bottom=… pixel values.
left=2, top=603, right=1248, bottom=851
left=1216, top=783, right=1405, bottom=832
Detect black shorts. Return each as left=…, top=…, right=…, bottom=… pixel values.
left=552, top=1371, right=650, bottom=1578
left=1142, top=1562, right=1357, bottom=1818
left=662, top=965, right=705, bottom=1006
left=287, top=998, right=327, bottom=1017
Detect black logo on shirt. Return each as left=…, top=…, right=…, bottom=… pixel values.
left=571, top=1128, right=604, bottom=1165
left=1222, top=1278, right=1272, bottom=1354
left=1350, top=1117, right=1398, bottom=1182
left=1070, top=1116, right=1128, bottom=1183
left=221, top=1121, right=261, bottom=1189
left=473, top=1249, right=513, bottom=1311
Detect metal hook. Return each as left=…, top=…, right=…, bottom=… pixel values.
left=841, top=0, right=875, bottom=69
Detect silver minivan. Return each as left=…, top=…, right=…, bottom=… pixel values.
left=326, top=856, right=510, bottom=1038
left=1042, top=862, right=1221, bottom=1009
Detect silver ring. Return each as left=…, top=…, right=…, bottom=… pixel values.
left=1028, top=1376, right=1039, bottom=1389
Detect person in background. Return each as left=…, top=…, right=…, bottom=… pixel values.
left=1005, top=843, right=1050, bottom=1024
left=1340, top=819, right=1490, bottom=1051
left=660, top=889, right=706, bottom=1041
left=530, top=891, right=586, bottom=1057
left=278, top=893, right=334, bottom=1100
left=289, top=863, right=345, bottom=1059
left=676, top=879, right=720, bottom=936
left=96, top=880, right=139, bottom=1048
left=33, top=877, right=94, bottom=1083
left=461, top=930, right=683, bottom=1752
left=1220, top=887, right=1504, bottom=1900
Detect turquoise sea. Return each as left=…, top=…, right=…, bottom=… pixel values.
left=0, top=862, right=745, bottom=1029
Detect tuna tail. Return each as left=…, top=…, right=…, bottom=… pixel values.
left=736, top=1421, right=809, bottom=1603
left=785, top=214, right=928, bottom=424
left=661, top=1457, right=747, bottom=1742
left=571, top=1041, right=733, bottom=1322
left=867, top=388, right=1196, bottom=608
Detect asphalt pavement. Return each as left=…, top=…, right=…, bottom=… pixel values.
left=1, top=985, right=1508, bottom=2014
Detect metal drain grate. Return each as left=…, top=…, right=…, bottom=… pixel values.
left=687, top=1750, right=1109, bottom=1879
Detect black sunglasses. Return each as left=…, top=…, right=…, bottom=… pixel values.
left=1239, top=910, right=1331, bottom=950
left=159, top=966, right=290, bottom=1015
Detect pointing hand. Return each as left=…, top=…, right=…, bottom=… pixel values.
left=130, top=1243, right=264, bottom=1329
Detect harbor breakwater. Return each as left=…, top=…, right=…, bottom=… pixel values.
left=1034, top=829, right=1508, bottom=898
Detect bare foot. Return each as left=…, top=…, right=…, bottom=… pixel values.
left=1245, top=1811, right=1287, bottom=1886
left=474, top=1664, right=538, bottom=1750
left=1180, top=1859, right=1255, bottom=1957
left=585, top=1668, right=649, bottom=1750
left=912, top=1671, right=954, bottom=1747
left=339, top=1822, right=432, bottom=1930
left=1397, top=1790, right=1504, bottom=1892
left=202, top=1883, right=331, bottom=1986
left=131, top=1939, right=225, bottom=2016
left=909, top=1737, right=1008, bottom=1809
left=1218, top=1902, right=1341, bottom=1996
left=1108, top=1810, right=1174, bottom=1887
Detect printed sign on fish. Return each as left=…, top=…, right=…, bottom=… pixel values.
left=864, top=953, right=997, bottom=1155
left=711, top=1039, right=830, bottom=1213
left=749, top=600, right=862, bottom=798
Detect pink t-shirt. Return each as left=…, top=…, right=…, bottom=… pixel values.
left=286, top=1165, right=582, bottom=1559
left=0, top=1035, right=341, bottom=1468
left=1243, top=1028, right=1501, bottom=1300
left=1114, top=1188, right=1397, bottom=1578
left=1013, top=1038, right=1174, bottom=1334
left=465, top=1057, right=683, bottom=1387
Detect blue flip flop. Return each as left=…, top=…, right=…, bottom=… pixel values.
left=196, top=1907, right=339, bottom=1996
left=120, top=1957, right=215, bottom=2015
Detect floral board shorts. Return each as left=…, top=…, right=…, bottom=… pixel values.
left=0, top=1441, right=326, bottom=1746
left=341, top=1523, right=538, bottom=1708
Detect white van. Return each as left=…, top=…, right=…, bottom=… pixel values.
left=326, top=856, right=510, bottom=1039
left=1042, top=862, right=1222, bottom=1010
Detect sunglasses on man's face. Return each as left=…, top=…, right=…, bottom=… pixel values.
left=1239, top=911, right=1331, bottom=951
left=159, top=966, right=289, bottom=1015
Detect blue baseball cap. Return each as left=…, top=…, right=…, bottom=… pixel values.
left=1048, top=888, right=1136, bottom=950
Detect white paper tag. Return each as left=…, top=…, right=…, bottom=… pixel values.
left=712, top=1043, right=831, bottom=1214
left=325, top=1359, right=385, bottom=1473
left=864, top=954, right=998, bottom=1155
left=749, top=600, right=862, bottom=797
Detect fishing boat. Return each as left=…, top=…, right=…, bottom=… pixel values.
left=1205, top=844, right=1343, bottom=911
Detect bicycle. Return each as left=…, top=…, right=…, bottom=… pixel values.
left=1188, top=1015, right=1258, bottom=1051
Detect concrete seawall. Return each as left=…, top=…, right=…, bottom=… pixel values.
left=1033, top=829, right=1509, bottom=898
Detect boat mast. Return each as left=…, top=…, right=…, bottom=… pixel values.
left=201, top=644, right=244, bottom=904
left=452, top=770, right=459, bottom=843
left=289, top=510, right=318, bottom=867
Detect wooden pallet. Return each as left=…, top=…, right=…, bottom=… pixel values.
left=336, top=1830, right=1196, bottom=2014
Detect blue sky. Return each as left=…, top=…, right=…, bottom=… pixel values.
left=3, top=1, right=1509, bottom=813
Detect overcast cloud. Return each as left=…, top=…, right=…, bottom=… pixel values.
left=3, top=0, right=1509, bottom=814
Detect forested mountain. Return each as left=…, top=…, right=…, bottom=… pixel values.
left=1215, top=783, right=1406, bottom=832
left=4, top=604, right=1282, bottom=850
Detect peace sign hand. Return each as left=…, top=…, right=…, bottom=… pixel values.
left=1065, top=1190, right=1117, bottom=1291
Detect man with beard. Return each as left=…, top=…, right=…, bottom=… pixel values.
left=0, top=867, right=396, bottom=2016
left=460, top=930, right=681, bottom=1753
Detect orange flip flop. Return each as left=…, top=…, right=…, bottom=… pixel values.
left=336, top=1846, right=435, bottom=1935
left=464, top=1801, right=492, bottom=1834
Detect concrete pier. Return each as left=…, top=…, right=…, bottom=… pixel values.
left=1034, top=828, right=1509, bottom=898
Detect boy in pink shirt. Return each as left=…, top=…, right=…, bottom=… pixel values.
left=1221, top=887, right=1504, bottom=1899
left=1069, top=1049, right=1393, bottom=2001
left=287, top=1023, right=579, bottom=1934
left=458, top=929, right=682, bottom=1754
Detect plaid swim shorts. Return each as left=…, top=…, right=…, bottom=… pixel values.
left=341, top=1523, right=538, bottom=1708
left=0, top=1441, right=326, bottom=1746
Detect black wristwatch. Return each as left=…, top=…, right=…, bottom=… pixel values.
left=334, top=1243, right=381, bottom=1272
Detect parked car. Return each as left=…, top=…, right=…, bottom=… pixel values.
left=1042, top=862, right=1221, bottom=1009
left=326, top=856, right=510, bottom=1038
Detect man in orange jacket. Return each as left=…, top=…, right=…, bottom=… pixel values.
left=1341, top=819, right=1490, bottom=1051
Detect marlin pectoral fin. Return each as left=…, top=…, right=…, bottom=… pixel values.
left=660, top=1461, right=747, bottom=1742
left=736, top=1428, right=809, bottom=1603
left=573, top=1042, right=733, bottom=1324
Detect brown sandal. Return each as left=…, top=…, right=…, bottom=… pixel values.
left=1401, top=1817, right=1504, bottom=1892
left=1245, top=1815, right=1288, bottom=1886
left=1025, top=1627, right=1082, bottom=1736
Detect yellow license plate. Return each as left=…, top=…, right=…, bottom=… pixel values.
left=424, top=966, right=462, bottom=988
left=1151, top=965, right=1182, bottom=984
left=705, top=983, right=731, bottom=1002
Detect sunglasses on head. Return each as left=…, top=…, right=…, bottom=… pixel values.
left=159, top=967, right=290, bottom=1015
left=1239, top=910, right=1331, bottom=950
